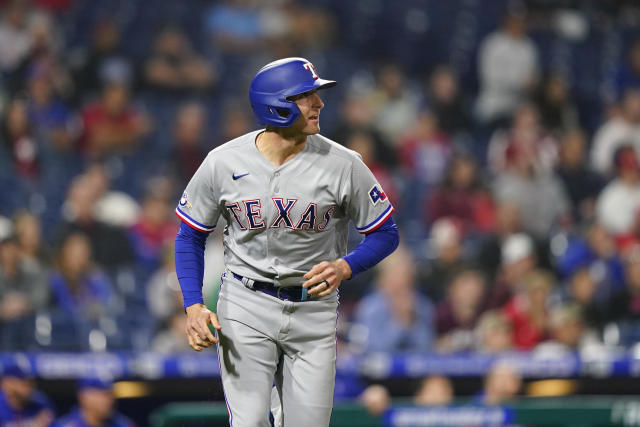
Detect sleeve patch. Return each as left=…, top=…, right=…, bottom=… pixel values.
left=369, top=185, right=388, bottom=205
left=179, top=191, right=192, bottom=209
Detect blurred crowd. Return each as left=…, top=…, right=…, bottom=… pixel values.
left=1, top=0, right=640, bottom=361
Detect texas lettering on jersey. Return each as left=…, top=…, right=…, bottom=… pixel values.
left=225, top=198, right=335, bottom=231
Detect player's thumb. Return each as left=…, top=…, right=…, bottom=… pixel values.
left=209, top=312, right=222, bottom=330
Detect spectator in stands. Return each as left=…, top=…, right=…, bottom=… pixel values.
left=0, top=1, right=34, bottom=75
left=0, top=233, right=49, bottom=322
left=491, top=128, right=570, bottom=238
left=436, top=269, right=487, bottom=353
left=13, top=211, right=49, bottom=266
left=607, top=251, right=640, bottom=331
left=0, top=232, right=49, bottom=349
left=331, top=92, right=395, bottom=168
left=49, top=232, right=114, bottom=321
left=591, top=89, right=640, bottom=176
left=418, top=218, right=467, bottom=303
left=128, top=192, right=178, bottom=275
left=345, top=130, right=398, bottom=206
left=56, top=173, right=134, bottom=270
left=3, top=98, right=40, bottom=179
left=425, top=65, right=471, bottom=138
left=144, top=25, right=215, bottom=94
left=55, top=377, right=134, bottom=427
left=71, top=19, right=132, bottom=101
left=476, top=202, right=524, bottom=281
left=426, top=154, right=495, bottom=233
left=218, top=100, right=253, bottom=143
left=151, top=310, right=190, bottom=354
left=558, top=223, right=625, bottom=304
left=613, top=38, right=640, bottom=101
left=205, top=0, right=266, bottom=54
left=480, top=360, right=522, bottom=405
left=486, top=233, right=537, bottom=310
left=564, top=266, right=609, bottom=331
left=78, top=81, right=151, bottom=158
left=535, top=303, right=597, bottom=357
left=474, top=0, right=539, bottom=128
left=504, top=269, right=554, bottom=350
left=361, top=375, right=454, bottom=417
left=474, top=310, right=514, bottom=353
left=398, top=109, right=451, bottom=188
left=170, top=102, right=208, bottom=186
left=596, top=145, right=640, bottom=235
left=0, top=359, right=54, bottom=426
left=556, top=129, right=605, bottom=223
left=487, top=103, right=558, bottom=175
left=370, top=64, right=420, bottom=144
left=533, top=73, right=579, bottom=134
left=353, top=246, right=435, bottom=353
left=26, top=62, right=76, bottom=151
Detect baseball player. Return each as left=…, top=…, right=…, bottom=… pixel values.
left=174, top=57, right=399, bottom=427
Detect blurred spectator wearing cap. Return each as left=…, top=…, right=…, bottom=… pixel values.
left=143, top=26, right=216, bottom=95
left=0, top=358, right=55, bottom=426
left=49, top=232, right=115, bottom=323
left=474, top=310, right=514, bottom=353
left=70, top=19, right=132, bottom=102
left=436, top=268, right=487, bottom=353
left=417, top=218, right=467, bottom=303
left=54, top=377, right=134, bottom=427
left=591, top=90, right=640, bottom=176
left=13, top=211, right=49, bottom=267
left=596, top=145, right=640, bottom=235
left=492, top=125, right=570, bottom=238
left=474, top=0, right=539, bottom=129
left=486, top=232, right=537, bottom=310
left=556, top=129, right=605, bottom=223
left=503, top=269, right=554, bottom=350
left=558, top=223, right=624, bottom=304
left=488, top=103, right=558, bottom=175
left=78, top=82, right=151, bottom=159
left=426, top=154, right=495, bottom=234
left=352, top=246, right=435, bottom=353
left=0, top=231, right=49, bottom=349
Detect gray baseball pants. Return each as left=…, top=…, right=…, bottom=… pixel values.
left=215, top=272, right=338, bottom=427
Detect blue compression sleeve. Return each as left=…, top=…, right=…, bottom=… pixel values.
left=175, top=221, right=208, bottom=308
left=343, top=217, right=399, bottom=277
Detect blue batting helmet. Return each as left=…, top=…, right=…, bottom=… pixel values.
left=249, top=57, right=337, bottom=128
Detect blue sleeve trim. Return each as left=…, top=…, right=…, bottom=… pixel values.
left=356, top=205, right=394, bottom=233
left=344, top=216, right=399, bottom=277
left=175, top=221, right=208, bottom=308
left=175, top=206, right=216, bottom=232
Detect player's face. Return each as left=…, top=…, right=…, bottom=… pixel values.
left=290, top=90, right=324, bottom=135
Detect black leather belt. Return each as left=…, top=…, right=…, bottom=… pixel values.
left=232, top=272, right=309, bottom=302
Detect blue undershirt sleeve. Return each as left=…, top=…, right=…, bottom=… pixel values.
left=343, top=217, right=399, bottom=277
left=174, top=221, right=208, bottom=308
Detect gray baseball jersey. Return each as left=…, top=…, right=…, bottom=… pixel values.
left=175, top=129, right=394, bottom=286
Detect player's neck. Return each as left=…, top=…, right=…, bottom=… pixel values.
left=81, top=408, right=106, bottom=427
left=257, top=129, right=307, bottom=167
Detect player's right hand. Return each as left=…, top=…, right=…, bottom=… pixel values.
left=185, top=303, right=222, bottom=352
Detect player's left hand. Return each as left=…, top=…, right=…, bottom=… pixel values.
left=302, top=259, right=352, bottom=297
